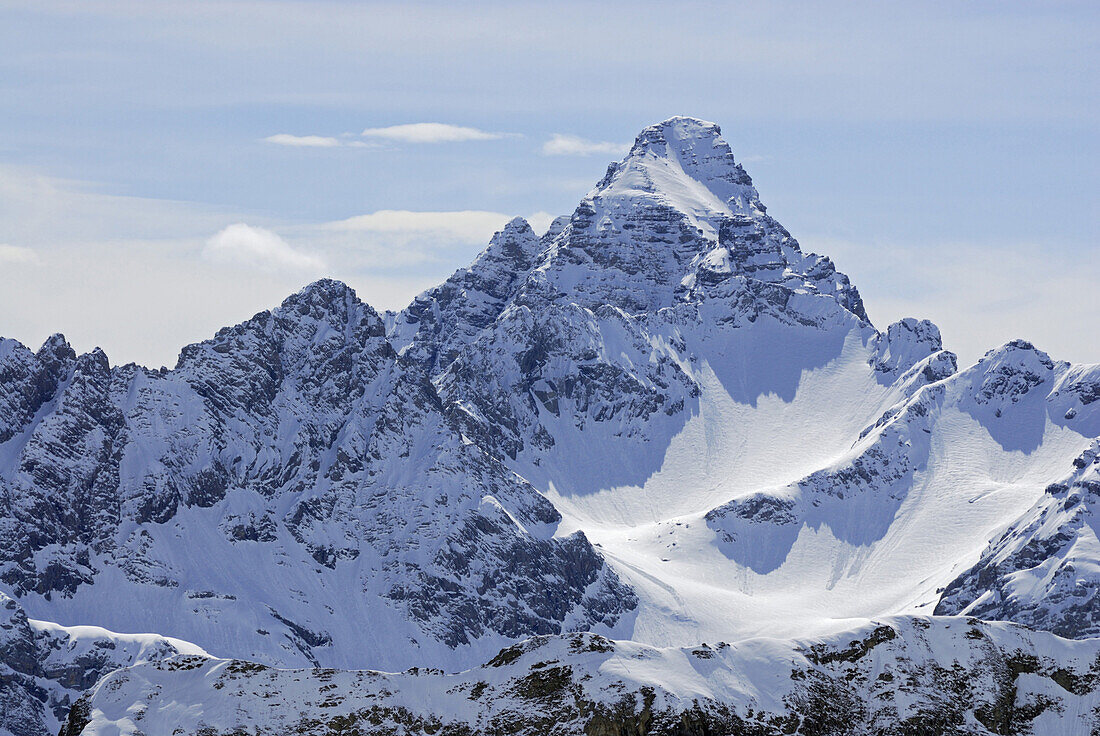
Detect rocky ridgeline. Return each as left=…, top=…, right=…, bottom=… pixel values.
left=0, top=279, right=634, bottom=672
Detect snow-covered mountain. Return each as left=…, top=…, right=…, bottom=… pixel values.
left=0, top=280, right=632, bottom=676
left=1, top=117, right=1099, bottom=734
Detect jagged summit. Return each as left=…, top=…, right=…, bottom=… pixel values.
left=593, top=116, right=762, bottom=228
left=36, top=333, right=76, bottom=360
left=469, top=216, right=539, bottom=270
left=389, top=218, right=544, bottom=373
left=287, top=276, right=358, bottom=305
left=498, top=116, right=867, bottom=319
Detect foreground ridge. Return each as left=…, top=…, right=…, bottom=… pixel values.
left=66, top=618, right=1100, bottom=736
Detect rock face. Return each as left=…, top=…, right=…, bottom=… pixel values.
left=66, top=618, right=1100, bottom=736
left=0, top=116, right=1098, bottom=735
left=389, top=216, right=546, bottom=375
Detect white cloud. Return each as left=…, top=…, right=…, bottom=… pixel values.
left=360, top=123, right=504, bottom=144
left=0, top=164, right=232, bottom=245
left=526, top=211, right=556, bottom=236
left=0, top=244, right=40, bottom=264
left=307, top=210, right=557, bottom=270
left=542, top=134, right=629, bottom=157
left=203, top=223, right=326, bottom=273
left=264, top=134, right=341, bottom=148
left=324, top=210, right=520, bottom=243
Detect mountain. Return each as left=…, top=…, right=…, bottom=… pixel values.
left=0, top=281, right=632, bottom=677
left=1, top=117, right=1099, bottom=735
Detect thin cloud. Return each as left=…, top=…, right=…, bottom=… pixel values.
left=325, top=210, right=521, bottom=243
left=526, top=212, right=555, bottom=236
left=0, top=244, right=40, bottom=265
left=264, top=134, right=341, bottom=148
left=542, top=134, right=629, bottom=157
left=312, top=210, right=556, bottom=269
left=360, top=123, right=505, bottom=144
left=203, top=223, right=326, bottom=273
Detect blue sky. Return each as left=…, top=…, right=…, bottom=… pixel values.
left=0, top=1, right=1097, bottom=367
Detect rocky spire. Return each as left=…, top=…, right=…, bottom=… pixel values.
left=389, top=217, right=544, bottom=374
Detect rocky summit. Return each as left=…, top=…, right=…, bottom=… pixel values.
left=2, top=118, right=1099, bottom=736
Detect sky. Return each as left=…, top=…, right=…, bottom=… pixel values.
left=0, top=1, right=1097, bottom=369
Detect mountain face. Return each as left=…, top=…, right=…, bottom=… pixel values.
left=1, top=117, right=1099, bottom=735
left=936, top=435, right=1100, bottom=637
left=0, top=280, right=633, bottom=678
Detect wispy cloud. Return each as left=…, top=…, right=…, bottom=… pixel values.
left=306, top=209, right=557, bottom=270
left=325, top=210, right=523, bottom=243
left=264, top=133, right=341, bottom=148
left=203, top=223, right=326, bottom=273
left=360, top=123, right=505, bottom=144
left=542, top=134, right=629, bottom=157
left=0, top=244, right=40, bottom=265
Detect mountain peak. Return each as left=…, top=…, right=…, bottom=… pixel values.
left=36, top=333, right=76, bottom=363
left=591, top=117, right=761, bottom=234
left=500, top=216, right=533, bottom=235
left=390, top=216, right=543, bottom=371
left=286, top=278, right=356, bottom=306
left=529, top=117, right=863, bottom=318
left=472, top=217, right=540, bottom=271
left=632, top=116, right=725, bottom=150
left=274, top=278, right=381, bottom=329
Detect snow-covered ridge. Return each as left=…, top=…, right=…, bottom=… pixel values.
left=67, top=617, right=1100, bottom=736
left=937, top=437, right=1100, bottom=637
left=0, top=592, right=203, bottom=736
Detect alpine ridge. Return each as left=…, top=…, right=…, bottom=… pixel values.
left=1, top=117, right=1098, bottom=736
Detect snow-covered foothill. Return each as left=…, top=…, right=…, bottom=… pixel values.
left=0, top=591, right=203, bottom=736
left=68, top=617, right=1100, bottom=736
